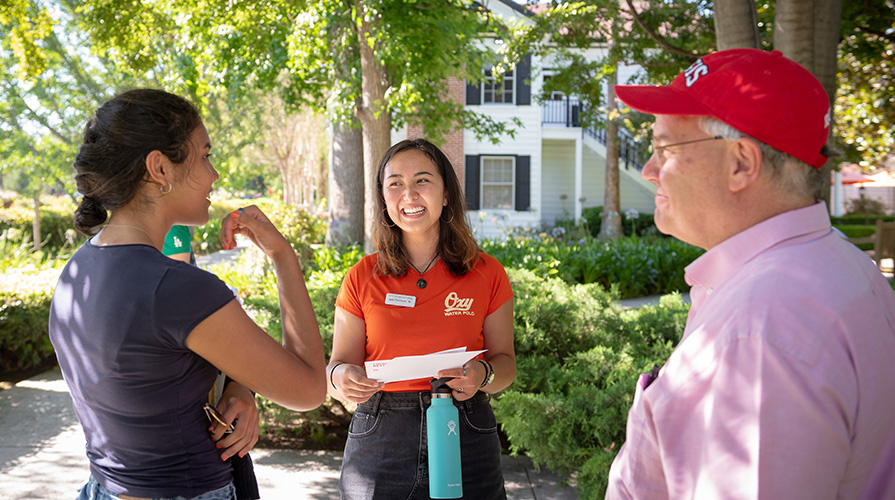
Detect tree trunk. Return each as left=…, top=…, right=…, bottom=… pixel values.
left=316, top=152, right=328, bottom=213
left=713, top=0, right=761, bottom=50
left=599, top=67, right=623, bottom=240
left=774, top=0, right=842, bottom=206
left=327, top=120, right=365, bottom=246
left=32, top=193, right=41, bottom=251
left=774, top=0, right=815, bottom=70
left=813, top=0, right=843, bottom=207
left=813, top=0, right=843, bottom=101
left=356, top=7, right=392, bottom=254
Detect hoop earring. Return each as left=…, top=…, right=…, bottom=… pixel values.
left=380, top=208, right=396, bottom=228
left=160, top=182, right=172, bottom=195
left=440, top=206, right=454, bottom=224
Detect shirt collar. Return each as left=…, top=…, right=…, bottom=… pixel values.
left=685, top=202, right=832, bottom=291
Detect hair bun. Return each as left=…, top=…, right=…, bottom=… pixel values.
left=73, top=195, right=107, bottom=235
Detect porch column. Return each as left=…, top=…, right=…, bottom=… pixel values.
left=833, top=170, right=843, bottom=217
left=574, top=133, right=583, bottom=222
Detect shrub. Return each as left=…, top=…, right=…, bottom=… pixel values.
left=193, top=217, right=225, bottom=255
left=307, top=244, right=364, bottom=281
left=830, top=214, right=895, bottom=225
left=846, top=196, right=888, bottom=216
left=508, top=268, right=617, bottom=362
left=0, top=190, right=20, bottom=208
left=494, top=293, right=688, bottom=498
left=581, top=206, right=660, bottom=238
left=0, top=195, right=85, bottom=252
left=0, top=238, right=64, bottom=373
left=0, top=289, right=55, bottom=373
left=834, top=224, right=876, bottom=251
left=192, top=198, right=327, bottom=258
left=263, top=204, right=327, bottom=260
left=191, top=198, right=250, bottom=255
left=481, top=235, right=703, bottom=299
left=835, top=224, right=876, bottom=239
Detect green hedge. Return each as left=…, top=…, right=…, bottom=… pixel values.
left=0, top=290, right=54, bottom=373
left=190, top=198, right=327, bottom=257
left=831, top=214, right=895, bottom=225
left=835, top=224, right=877, bottom=239
left=0, top=195, right=86, bottom=252
left=0, top=193, right=326, bottom=258
left=493, top=268, right=688, bottom=497
left=581, top=206, right=660, bottom=238
left=481, top=235, right=703, bottom=299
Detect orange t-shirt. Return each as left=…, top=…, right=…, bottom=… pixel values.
left=335, top=252, right=513, bottom=392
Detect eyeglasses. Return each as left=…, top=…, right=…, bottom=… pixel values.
left=649, top=135, right=724, bottom=161
left=203, top=403, right=235, bottom=434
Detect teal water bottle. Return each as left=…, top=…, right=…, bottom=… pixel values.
left=427, top=377, right=463, bottom=499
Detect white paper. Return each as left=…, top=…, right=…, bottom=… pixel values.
left=365, top=348, right=486, bottom=383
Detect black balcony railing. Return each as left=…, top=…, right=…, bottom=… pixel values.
left=542, top=97, right=648, bottom=171
left=542, top=98, right=581, bottom=127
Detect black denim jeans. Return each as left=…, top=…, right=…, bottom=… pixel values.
left=339, top=390, right=506, bottom=500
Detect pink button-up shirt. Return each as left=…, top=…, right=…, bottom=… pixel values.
left=606, top=202, right=895, bottom=500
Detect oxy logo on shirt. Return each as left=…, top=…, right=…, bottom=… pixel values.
left=444, top=292, right=475, bottom=316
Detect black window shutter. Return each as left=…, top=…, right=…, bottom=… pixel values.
left=515, top=155, right=530, bottom=211
left=466, top=79, right=481, bottom=105
left=465, top=155, right=480, bottom=210
left=516, top=54, right=531, bottom=105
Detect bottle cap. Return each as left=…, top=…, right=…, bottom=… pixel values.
left=430, top=377, right=454, bottom=395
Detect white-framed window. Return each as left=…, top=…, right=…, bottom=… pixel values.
left=481, top=156, right=515, bottom=209
left=482, top=68, right=515, bottom=104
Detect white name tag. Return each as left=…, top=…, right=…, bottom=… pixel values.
left=385, top=293, right=416, bottom=308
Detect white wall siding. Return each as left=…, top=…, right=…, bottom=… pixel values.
left=580, top=146, right=655, bottom=214
left=581, top=146, right=606, bottom=209
left=619, top=167, right=657, bottom=213
left=540, top=140, right=577, bottom=223
left=464, top=99, right=543, bottom=239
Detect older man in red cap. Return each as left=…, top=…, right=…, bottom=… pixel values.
left=606, top=49, right=895, bottom=499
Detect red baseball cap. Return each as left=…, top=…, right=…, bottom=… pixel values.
left=615, top=49, right=830, bottom=168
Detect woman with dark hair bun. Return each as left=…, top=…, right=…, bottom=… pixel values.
left=328, top=138, right=516, bottom=499
left=50, top=89, right=326, bottom=500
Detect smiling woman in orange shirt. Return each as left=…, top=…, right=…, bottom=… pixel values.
left=327, top=138, right=516, bottom=500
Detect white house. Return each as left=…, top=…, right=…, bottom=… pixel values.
left=832, top=161, right=895, bottom=216
left=393, top=0, right=656, bottom=239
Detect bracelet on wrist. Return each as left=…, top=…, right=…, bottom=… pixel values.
left=477, top=359, right=495, bottom=388
left=330, top=362, right=345, bottom=390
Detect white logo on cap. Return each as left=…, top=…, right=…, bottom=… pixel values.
left=684, top=58, right=709, bottom=87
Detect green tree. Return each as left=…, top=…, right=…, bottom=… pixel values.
left=1, top=0, right=281, bottom=250
left=835, top=0, right=895, bottom=168
left=76, top=0, right=523, bottom=250
left=0, top=0, right=122, bottom=249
